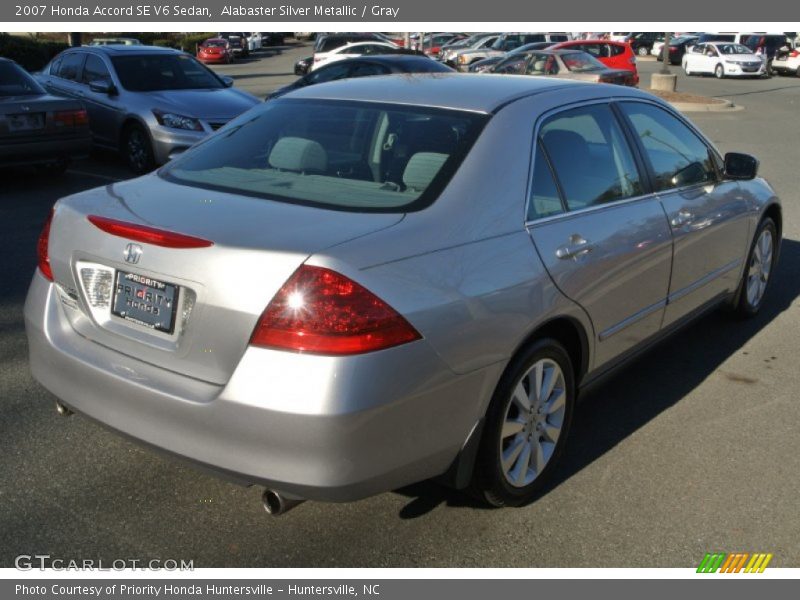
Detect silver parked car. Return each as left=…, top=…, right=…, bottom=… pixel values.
left=25, top=75, right=781, bottom=513
left=36, top=45, right=259, bottom=173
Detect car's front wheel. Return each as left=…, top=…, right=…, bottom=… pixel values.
left=638, top=46, right=649, bottom=56
left=683, top=60, right=693, bottom=75
left=715, top=63, right=725, bottom=78
left=733, top=218, right=778, bottom=317
left=472, top=338, right=575, bottom=507
left=122, top=123, right=155, bottom=174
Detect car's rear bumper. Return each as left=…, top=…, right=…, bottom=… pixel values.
left=24, top=271, right=497, bottom=502
left=0, top=133, right=91, bottom=167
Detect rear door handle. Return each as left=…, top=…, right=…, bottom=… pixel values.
left=671, top=210, right=694, bottom=228
left=556, top=234, right=594, bottom=260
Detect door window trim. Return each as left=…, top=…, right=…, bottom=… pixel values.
left=524, top=97, right=655, bottom=227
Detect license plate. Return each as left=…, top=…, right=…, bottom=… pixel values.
left=7, top=112, right=44, bottom=132
left=111, top=270, right=178, bottom=334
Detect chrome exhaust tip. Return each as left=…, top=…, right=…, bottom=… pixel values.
left=55, top=400, right=73, bottom=417
left=262, top=489, right=305, bottom=516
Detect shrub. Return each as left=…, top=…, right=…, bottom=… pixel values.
left=0, top=33, right=69, bottom=72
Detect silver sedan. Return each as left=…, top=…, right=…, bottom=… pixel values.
left=35, top=45, right=259, bottom=173
left=25, top=74, right=781, bottom=514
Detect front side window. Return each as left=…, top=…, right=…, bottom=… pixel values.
left=621, top=102, right=717, bottom=191
left=526, top=53, right=559, bottom=75
left=307, top=63, right=352, bottom=84
left=56, top=53, right=85, bottom=81
left=164, top=100, right=488, bottom=212
left=81, top=55, right=111, bottom=84
left=347, top=63, right=390, bottom=77
left=111, top=54, right=223, bottom=91
left=539, top=104, right=643, bottom=211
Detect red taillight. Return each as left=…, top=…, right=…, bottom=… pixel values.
left=87, top=215, right=213, bottom=249
left=54, top=109, right=88, bottom=127
left=669, top=46, right=678, bottom=52
left=790, top=50, right=800, bottom=57
left=250, top=265, right=421, bottom=355
left=37, top=208, right=54, bottom=281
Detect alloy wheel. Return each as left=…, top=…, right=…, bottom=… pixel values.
left=499, top=358, right=566, bottom=488
left=746, top=228, right=773, bottom=308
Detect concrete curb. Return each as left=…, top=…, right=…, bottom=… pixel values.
left=665, top=98, right=744, bottom=113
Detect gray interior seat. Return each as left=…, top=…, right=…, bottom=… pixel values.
left=269, top=137, right=328, bottom=173
left=402, top=152, right=448, bottom=191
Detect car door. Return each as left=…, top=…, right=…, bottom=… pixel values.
left=526, top=102, right=673, bottom=369
left=77, top=53, right=120, bottom=147
left=618, top=101, right=751, bottom=327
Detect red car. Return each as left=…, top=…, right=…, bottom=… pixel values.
left=551, top=39, right=639, bottom=85
left=197, top=38, right=233, bottom=64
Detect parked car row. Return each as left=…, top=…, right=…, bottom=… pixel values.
left=16, top=45, right=260, bottom=173
left=0, top=57, right=91, bottom=172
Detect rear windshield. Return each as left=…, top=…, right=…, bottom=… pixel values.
left=111, top=54, right=224, bottom=91
left=0, top=61, right=45, bottom=96
left=163, top=99, right=488, bottom=212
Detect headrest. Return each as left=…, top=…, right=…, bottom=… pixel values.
left=268, top=137, right=327, bottom=172
left=402, top=152, right=448, bottom=191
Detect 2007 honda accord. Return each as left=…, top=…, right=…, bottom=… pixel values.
left=25, top=74, right=781, bottom=514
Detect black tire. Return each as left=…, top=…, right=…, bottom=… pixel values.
left=715, top=63, right=725, bottom=78
left=732, top=218, right=778, bottom=318
left=122, top=123, right=155, bottom=174
left=472, top=338, right=575, bottom=507
left=637, top=45, right=649, bottom=56
left=796, top=68, right=800, bottom=78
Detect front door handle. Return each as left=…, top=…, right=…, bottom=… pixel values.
left=556, top=234, right=594, bottom=260
left=671, top=210, right=695, bottom=228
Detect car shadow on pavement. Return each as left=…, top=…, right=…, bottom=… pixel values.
left=395, top=237, right=800, bottom=519
left=713, top=82, right=800, bottom=98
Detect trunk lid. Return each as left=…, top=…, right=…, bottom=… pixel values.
left=48, top=174, right=404, bottom=384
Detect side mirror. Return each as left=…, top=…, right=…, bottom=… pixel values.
left=221, top=76, right=234, bottom=88
left=724, top=152, right=759, bottom=180
left=89, top=79, right=116, bottom=95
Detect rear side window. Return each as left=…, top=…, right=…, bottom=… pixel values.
left=538, top=104, right=643, bottom=211
left=620, top=102, right=716, bottom=191
left=164, top=100, right=488, bottom=212
left=607, top=44, right=626, bottom=56
left=56, top=53, right=85, bottom=81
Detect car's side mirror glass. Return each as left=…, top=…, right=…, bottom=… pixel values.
left=724, top=152, right=759, bottom=180
left=222, top=76, right=235, bottom=88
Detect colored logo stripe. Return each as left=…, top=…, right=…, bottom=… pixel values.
left=697, top=552, right=773, bottom=573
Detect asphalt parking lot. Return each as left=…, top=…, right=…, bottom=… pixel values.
left=1, top=43, right=799, bottom=568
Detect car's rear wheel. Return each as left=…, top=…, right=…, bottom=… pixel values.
left=715, top=63, right=725, bottom=78
left=472, top=338, right=575, bottom=507
left=733, top=218, right=777, bottom=317
left=638, top=46, right=649, bottom=56
left=122, top=123, right=155, bottom=174
left=683, top=61, right=692, bottom=75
